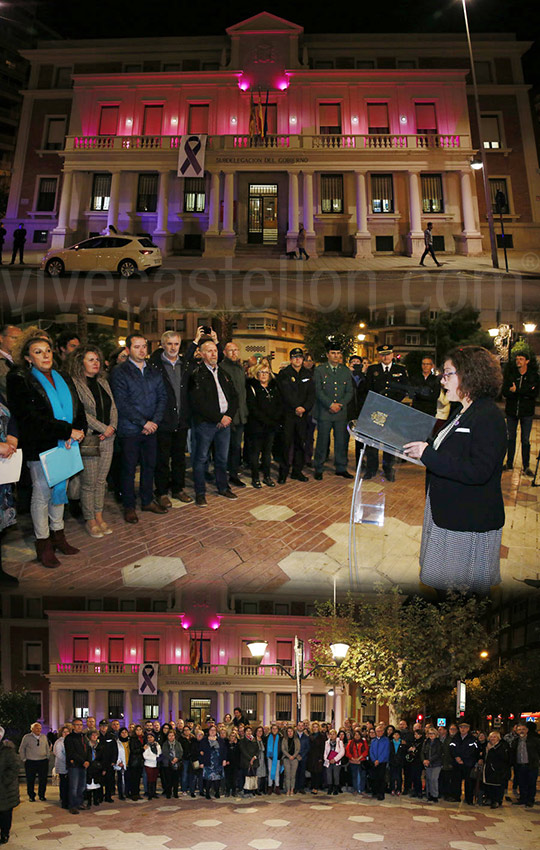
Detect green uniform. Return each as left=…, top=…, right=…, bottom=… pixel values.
left=313, top=363, right=354, bottom=473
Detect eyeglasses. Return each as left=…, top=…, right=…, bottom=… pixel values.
left=440, top=370, right=458, bottom=380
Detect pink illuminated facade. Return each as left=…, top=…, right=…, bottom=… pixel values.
left=5, top=12, right=540, bottom=257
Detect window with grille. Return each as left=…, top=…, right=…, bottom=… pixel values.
left=108, top=690, right=124, bottom=719
left=421, top=174, right=444, bottom=213
left=319, top=103, right=341, bottom=134
left=36, top=177, right=57, bottom=212
left=489, top=178, right=510, bottom=214
left=241, top=640, right=259, bottom=666
left=143, top=105, right=163, bottom=136
left=188, top=104, right=209, bottom=134
left=276, top=641, right=293, bottom=667
left=184, top=177, right=206, bottom=212
left=321, top=174, right=344, bottom=213
left=91, top=174, right=111, bottom=211
left=73, top=637, right=89, bottom=663
left=415, top=103, right=437, bottom=134
left=367, top=103, right=389, bottom=134
left=73, top=690, right=89, bottom=719
left=144, top=638, right=159, bottom=662
left=240, top=692, right=258, bottom=719
left=276, top=693, right=292, bottom=721
left=143, top=695, right=160, bottom=719
left=98, top=106, right=119, bottom=136
left=371, top=174, right=394, bottom=213
left=310, top=694, right=326, bottom=721
left=25, top=642, right=42, bottom=671
left=44, top=117, right=66, bottom=150
left=481, top=115, right=501, bottom=149
left=108, top=638, right=124, bottom=663
left=137, top=173, right=158, bottom=212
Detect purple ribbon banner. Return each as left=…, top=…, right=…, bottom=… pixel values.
left=177, top=134, right=207, bottom=177
left=138, top=663, right=159, bottom=694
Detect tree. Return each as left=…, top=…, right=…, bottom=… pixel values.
left=425, top=304, right=494, bottom=362
left=303, top=309, right=361, bottom=362
left=310, top=589, right=490, bottom=719
left=0, top=688, right=41, bottom=746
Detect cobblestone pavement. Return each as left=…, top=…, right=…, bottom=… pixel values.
left=3, top=418, right=539, bottom=599
left=7, top=787, right=540, bottom=850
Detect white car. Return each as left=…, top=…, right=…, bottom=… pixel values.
left=41, top=234, right=162, bottom=277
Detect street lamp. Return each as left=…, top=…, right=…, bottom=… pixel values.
left=523, top=322, right=537, bottom=335
left=247, top=636, right=350, bottom=724
left=460, top=0, right=499, bottom=269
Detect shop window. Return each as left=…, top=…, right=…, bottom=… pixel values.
left=73, top=637, right=89, bottom=663
left=371, top=174, right=394, bottom=213
left=136, top=173, right=158, bottom=212
left=188, top=104, right=209, bottom=134
left=421, top=174, right=444, bottom=213
left=184, top=177, right=206, bottom=212
left=108, top=690, right=124, bottom=719
left=276, top=693, right=292, bottom=721
left=321, top=174, right=344, bottom=214
left=367, top=103, right=389, bottom=134
left=415, top=103, right=437, bottom=135
left=98, top=106, right=119, bottom=136
left=319, top=103, right=341, bottom=134
left=142, top=105, right=163, bottom=136
left=481, top=114, right=502, bottom=149
left=144, top=638, right=159, bottom=662
left=35, top=177, right=58, bottom=212
left=91, top=173, right=111, bottom=211
left=310, top=694, right=326, bottom=721
left=108, top=638, right=124, bottom=664
left=44, top=117, right=66, bottom=150
left=73, top=690, right=89, bottom=719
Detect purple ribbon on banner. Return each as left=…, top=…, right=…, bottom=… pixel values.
left=140, top=664, right=157, bottom=693
left=180, top=135, right=202, bottom=175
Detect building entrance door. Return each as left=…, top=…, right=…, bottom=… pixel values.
left=190, top=697, right=212, bottom=725
left=248, top=184, right=278, bottom=244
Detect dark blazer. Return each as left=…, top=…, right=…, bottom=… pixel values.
left=484, top=741, right=511, bottom=785
left=110, top=359, right=167, bottom=437
left=6, top=368, right=87, bottom=461
left=421, top=397, right=506, bottom=532
left=148, top=348, right=191, bottom=430
left=64, top=731, right=90, bottom=768
left=277, top=364, right=315, bottom=415
left=187, top=362, right=238, bottom=425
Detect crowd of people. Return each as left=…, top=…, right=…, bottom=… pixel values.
left=0, top=322, right=537, bottom=591
left=0, top=714, right=537, bottom=843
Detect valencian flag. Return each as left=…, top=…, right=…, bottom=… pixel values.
left=189, top=633, right=198, bottom=669
left=249, top=91, right=260, bottom=137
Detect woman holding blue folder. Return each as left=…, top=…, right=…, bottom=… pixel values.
left=7, top=328, right=86, bottom=568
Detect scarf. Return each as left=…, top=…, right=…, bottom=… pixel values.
left=32, top=366, right=74, bottom=504
left=267, top=733, right=280, bottom=782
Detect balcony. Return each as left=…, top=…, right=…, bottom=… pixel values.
left=50, top=661, right=324, bottom=681
left=65, top=132, right=468, bottom=154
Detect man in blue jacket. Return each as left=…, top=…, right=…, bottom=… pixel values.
left=111, top=334, right=167, bottom=523
left=295, top=721, right=311, bottom=793
left=448, top=720, right=479, bottom=804
left=369, top=723, right=391, bottom=800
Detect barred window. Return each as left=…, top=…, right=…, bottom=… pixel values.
left=137, top=173, right=158, bottom=212
left=143, top=695, right=159, bottom=719
left=108, top=690, right=124, bottom=719
left=240, top=692, right=258, bottom=720
left=489, top=178, right=510, bottom=214
left=36, top=177, right=57, bottom=212
left=310, top=694, right=326, bottom=722
left=184, top=177, right=206, bottom=213
left=421, top=174, right=444, bottom=213
left=371, top=174, right=394, bottom=213
left=275, top=693, right=292, bottom=721
left=73, top=690, right=89, bottom=719
left=91, top=173, right=111, bottom=211
left=321, top=174, right=344, bottom=214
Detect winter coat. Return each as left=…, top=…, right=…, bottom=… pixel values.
left=346, top=738, right=369, bottom=764
left=246, top=378, right=283, bottom=434
left=238, top=736, right=259, bottom=771
left=421, top=737, right=443, bottom=768
left=220, top=358, right=248, bottom=425
left=502, top=364, right=538, bottom=418
left=483, top=741, right=511, bottom=786
left=110, top=359, right=167, bottom=436
left=281, top=734, right=301, bottom=762
left=128, top=734, right=144, bottom=769
left=0, top=741, right=21, bottom=811
left=388, top=739, right=407, bottom=767
left=323, top=738, right=345, bottom=768
left=306, top=732, right=325, bottom=773
left=199, top=736, right=228, bottom=767
left=187, top=362, right=238, bottom=425
left=64, top=731, right=90, bottom=769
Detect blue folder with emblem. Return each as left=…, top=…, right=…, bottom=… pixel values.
left=351, top=391, right=435, bottom=465
left=39, top=442, right=84, bottom=487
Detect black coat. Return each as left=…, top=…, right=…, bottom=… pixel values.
left=502, top=364, right=538, bottom=419
left=449, top=732, right=479, bottom=768
left=7, top=368, right=87, bottom=461
left=410, top=372, right=441, bottom=417
left=97, top=732, right=118, bottom=769
left=187, top=362, right=238, bottom=425
left=238, top=736, right=259, bottom=771
left=128, top=735, right=144, bottom=769
left=388, top=739, right=407, bottom=767
left=365, top=361, right=409, bottom=402
left=347, top=371, right=369, bottom=420
left=484, top=741, right=511, bottom=785
left=277, top=364, right=315, bottom=415
left=64, top=731, right=90, bottom=769
left=306, top=732, right=325, bottom=774
left=0, top=741, right=21, bottom=812
left=421, top=398, right=506, bottom=532
left=246, top=378, right=283, bottom=434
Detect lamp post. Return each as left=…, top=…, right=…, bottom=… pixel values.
left=461, top=0, right=499, bottom=269
left=247, top=636, right=350, bottom=725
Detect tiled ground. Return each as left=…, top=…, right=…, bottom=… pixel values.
left=8, top=787, right=540, bottom=850
left=3, top=417, right=539, bottom=598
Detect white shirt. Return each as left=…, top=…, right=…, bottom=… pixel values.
left=205, top=363, right=228, bottom=414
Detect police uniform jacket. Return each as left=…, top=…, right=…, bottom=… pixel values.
left=365, top=360, right=408, bottom=402
left=449, top=733, right=479, bottom=768
left=277, top=364, right=315, bottom=416
left=314, top=363, right=354, bottom=421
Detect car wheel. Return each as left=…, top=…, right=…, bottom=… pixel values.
left=45, top=258, right=65, bottom=277
left=118, top=258, right=138, bottom=278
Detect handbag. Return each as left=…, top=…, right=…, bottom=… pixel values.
left=244, top=774, right=258, bottom=791
left=192, top=760, right=200, bottom=770
left=80, top=433, right=101, bottom=458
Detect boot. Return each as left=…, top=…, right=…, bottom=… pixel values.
left=50, top=529, right=79, bottom=555
left=327, top=785, right=333, bottom=795
left=35, top=538, right=61, bottom=568
left=0, top=566, right=19, bottom=587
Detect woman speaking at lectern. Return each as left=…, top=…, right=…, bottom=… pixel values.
left=404, top=346, right=506, bottom=595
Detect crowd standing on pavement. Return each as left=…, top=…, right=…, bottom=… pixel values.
left=0, top=322, right=538, bottom=590
left=0, top=714, right=536, bottom=844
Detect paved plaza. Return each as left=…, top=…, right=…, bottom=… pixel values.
left=2, top=417, right=539, bottom=599
left=7, top=786, right=540, bottom=850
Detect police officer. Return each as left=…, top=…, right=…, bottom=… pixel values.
left=364, top=344, right=408, bottom=482
left=313, top=339, right=354, bottom=480
left=276, top=347, right=315, bottom=483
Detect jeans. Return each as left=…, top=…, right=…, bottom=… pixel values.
left=181, top=760, right=192, bottom=792
left=155, top=427, right=188, bottom=494
left=515, top=763, right=538, bottom=805
left=68, top=766, right=87, bottom=809
left=314, top=417, right=349, bottom=473
left=350, top=763, right=366, bottom=793
left=228, top=424, right=244, bottom=477
left=420, top=245, right=439, bottom=265
left=25, top=758, right=49, bottom=799
left=120, top=433, right=157, bottom=508
left=425, top=765, right=441, bottom=799
left=192, top=421, right=231, bottom=495
left=506, top=415, right=533, bottom=469
left=27, top=461, right=65, bottom=539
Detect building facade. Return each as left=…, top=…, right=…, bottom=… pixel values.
left=4, top=13, right=539, bottom=258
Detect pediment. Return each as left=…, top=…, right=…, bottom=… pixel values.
left=226, top=11, right=303, bottom=36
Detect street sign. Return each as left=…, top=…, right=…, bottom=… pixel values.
left=456, top=680, right=466, bottom=717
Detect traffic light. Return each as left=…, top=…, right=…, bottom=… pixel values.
left=416, top=713, right=424, bottom=724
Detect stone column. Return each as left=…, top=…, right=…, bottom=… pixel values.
left=406, top=171, right=424, bottom=257
left=207, top=172, right=220, bottom=234
left=206, top=170, right=235, bottom=256
left=172, top=691, right=179, bottom=723
left=222, top=172, right=235, bottom=235
left=51, top=170, right=74, bottom=249
left=287, top=171, right=299, bottom=253
left=334, top=691, right=343, bottom=729
left=88, top=688, right=96, bottom=719
left=302, top=171, right=318, bottom=258
left=106, top=170, right=121, bottom=232
left=50, top=689, right=59, bottom=731
left=263, top=692, right=271, bottom=726
left=354, top=171, right=372, bottom=258
left=300, top=693, right=308, bottom=722
left=152, top=170, right=171, bottom=256
left=217, top=692, right=225, bottom=722
left=458, top=170, right=483, bottom=256
left=224, top=692, right=232, bottom=716
left=124, top=689, right=132, bottom=726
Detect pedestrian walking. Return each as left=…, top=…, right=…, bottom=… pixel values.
left=297, top=224, right=309, bottom=260
left=419, top=222, right=442, bottom=267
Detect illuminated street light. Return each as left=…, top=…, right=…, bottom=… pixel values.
left=488, top=328, right=499, bottom=338
left=523, top=322, right=537, bottom=334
